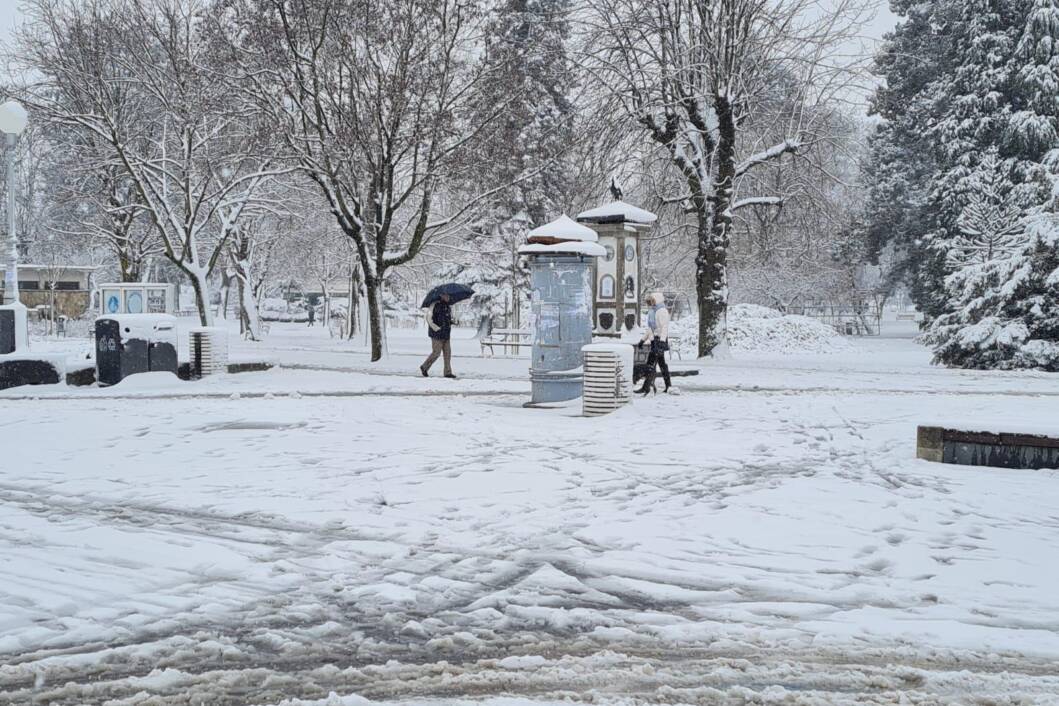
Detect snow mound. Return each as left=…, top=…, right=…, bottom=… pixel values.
left=671, top=304, right=852, bottom=356
left=730, top=303, right=783, bottom=319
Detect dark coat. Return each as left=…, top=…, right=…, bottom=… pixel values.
left=428, top=301, right=452, bottom=340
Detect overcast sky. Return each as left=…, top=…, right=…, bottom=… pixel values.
left=0, top=1, right=900, bottom=91
left=0, top=1, right=20, bottom=47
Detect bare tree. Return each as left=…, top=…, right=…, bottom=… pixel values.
left=17, top=0, right=285, bottom=325
left=582, top=0, right=869, bottom=355
left=225, top=0, right=518, bottom=360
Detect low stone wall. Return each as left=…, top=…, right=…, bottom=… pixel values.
left=20, top=291, right=91, bottom=319
left=917, top=425, right=1059, bottom=470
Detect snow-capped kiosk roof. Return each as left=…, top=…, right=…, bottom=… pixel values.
left=520, top=215, right=605, bottom=257
left=576, top=200, right=658, bottom=225
left=527, top=214, right=599, bottom=242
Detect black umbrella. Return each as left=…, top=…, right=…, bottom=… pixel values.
left=421, top=283, right=475, bottom=308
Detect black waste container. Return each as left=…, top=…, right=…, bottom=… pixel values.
left=0, top=303, right=27, bottom=355
left=95, top=314, right=179, bottom=386
left=0, top=307, right=14, bottom=355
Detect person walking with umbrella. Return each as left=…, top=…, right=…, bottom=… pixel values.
left=419, top=283, right=473, bottom=378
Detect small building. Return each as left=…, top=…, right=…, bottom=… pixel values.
left=0, top=264, right=96, bottom=319
left=576, top=200, right=657, bottom=335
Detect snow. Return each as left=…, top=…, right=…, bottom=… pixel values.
left=922, top=420, right=1059, bottom=439
left=575, top=200, right=658, bottom=224
left=735, top=139, right=802, bottom=177
left=99, top=314, right=179, bottom=343
left=3, top=322, right=1059, bottom=703
left=669, top=304, right=852, bottom=356
left=526, top=214, right=599, bottom=242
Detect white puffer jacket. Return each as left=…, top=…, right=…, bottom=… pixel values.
left=641, top=292, right=669, bottom=343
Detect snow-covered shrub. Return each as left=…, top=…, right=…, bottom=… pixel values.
left=669, top=304, right=851, bottom=356
left=923, top=214, right=1059, bottom=371
left=260, top=298, right=289, bottom=316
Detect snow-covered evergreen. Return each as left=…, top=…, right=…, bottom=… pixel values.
left=868, top=0, right=1059, bottom=369
left=452, top=0, right=577, bottom=328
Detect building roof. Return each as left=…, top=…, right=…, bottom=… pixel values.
left=576, top=200, right=658, bottom=225
left=527, top=215, right=599, bottom=242
left=18, top=264, right=99, bottom=271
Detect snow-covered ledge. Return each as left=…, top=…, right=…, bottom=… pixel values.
left=917, top=425, right=1059, bottom=470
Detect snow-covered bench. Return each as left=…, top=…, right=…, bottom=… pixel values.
left=481, top=329, right=533, bottom=356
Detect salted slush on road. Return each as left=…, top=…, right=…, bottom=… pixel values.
left=2, top=323, right=1059, bottom=705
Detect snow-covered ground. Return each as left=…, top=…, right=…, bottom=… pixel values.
left=3, top=323, right=1059, bottom=704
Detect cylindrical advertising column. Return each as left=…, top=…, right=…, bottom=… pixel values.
left=525, top=253, right=595, bottom=404
left=518, top=215, right=605, bottom=406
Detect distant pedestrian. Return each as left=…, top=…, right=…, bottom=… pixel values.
left=307, top=305, right=316, bottom=327
left=636, top=292, right=671, bottom=395
left=420, top=293, right=456, bottom=378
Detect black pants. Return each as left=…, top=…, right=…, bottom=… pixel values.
left=644, top=341, right=671, bottom=389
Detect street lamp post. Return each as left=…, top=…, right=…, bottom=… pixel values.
left=0, top=100, right=28, bottom=308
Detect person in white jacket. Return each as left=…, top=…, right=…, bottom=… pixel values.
left=637, top=292, right=672, bottom=394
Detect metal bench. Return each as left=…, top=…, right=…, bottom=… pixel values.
left=668, top=337, right=683, bottom=360
left=481, top=328, right=533, bottom=356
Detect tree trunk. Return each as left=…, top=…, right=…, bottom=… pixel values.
left=696, top=95, right=737, bottom=357
left=321, top=283, right=331, bottom=335
left=346, top=260, right=360, bottom=340
left=119, top=253, right=141, bottom=283
left=188, top=269, right=213, bottom=327
left=364, top=276, right=384, bottom=361
left=238, top=276, right=262, bottom=341
left=216, top=268, right=231, bottom=321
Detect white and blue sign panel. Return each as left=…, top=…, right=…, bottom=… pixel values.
left=104, top=291, right=121, bottom=314
left=126, top=291, right=143, bottom=314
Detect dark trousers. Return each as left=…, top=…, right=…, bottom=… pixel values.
left=422, top=338, right=452, bottom=375
left=643, top=342, right=671, bottom=390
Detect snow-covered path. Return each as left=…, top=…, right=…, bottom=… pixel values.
left=3, top=331, right=1059, bottom=704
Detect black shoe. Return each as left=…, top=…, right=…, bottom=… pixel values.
left=444, top=373, right=458, bottom=379
left=420, top=366, right=429, bottom=377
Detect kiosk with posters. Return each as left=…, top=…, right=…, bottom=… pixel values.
left=96, top=283, right=177, bottom=316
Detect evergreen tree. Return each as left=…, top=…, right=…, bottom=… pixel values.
left=861, top=0, right=951, bottom=316
left=922, top=0, right=1059, bottom=369
left=943, top=151, right=1030, bottom=269
left=866, top=0, right=1059, bottom=368
left=444, top=0, right=576, bottom=330
left=925, top=211, right=1059, bottom=370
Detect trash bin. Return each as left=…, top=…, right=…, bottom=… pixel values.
left=95, top=314, right=178, bottom=386
left=0, top=303, right=28, bottom=355
left=0, top=307, right=15, bottom=356
left=582, top=343, right=633, bottom=416
left=188, top=327, right=228, bottom=378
